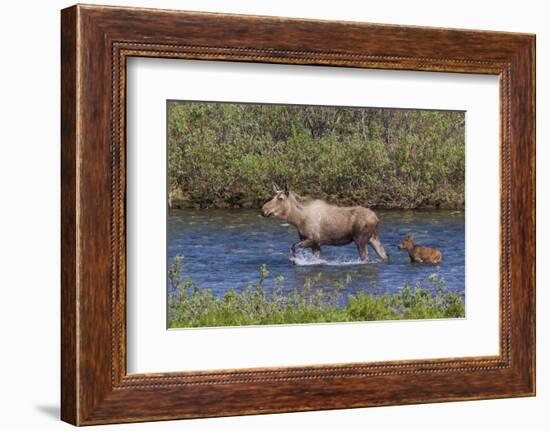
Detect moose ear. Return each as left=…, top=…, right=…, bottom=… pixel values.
left=272, top=183, right=280, bottom=194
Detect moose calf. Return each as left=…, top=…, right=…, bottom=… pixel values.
left=398, top=235, right=442, bottom=264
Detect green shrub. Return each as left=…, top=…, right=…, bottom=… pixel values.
left=168, top=102, right=465, bottom=209
left=167, top=258, right=465, bottom=328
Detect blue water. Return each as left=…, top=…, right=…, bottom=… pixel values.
left=167, top=209, right=465, bottom=300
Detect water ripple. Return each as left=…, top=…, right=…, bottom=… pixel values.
left=167, top=208, right=465, bottom=299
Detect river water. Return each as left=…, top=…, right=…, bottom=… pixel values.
left=167, top=208, right=465, bottom=300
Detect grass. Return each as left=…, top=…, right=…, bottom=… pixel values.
left=167, top=256, right=465, bottom=328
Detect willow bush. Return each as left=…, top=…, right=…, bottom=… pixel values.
left=168, top=102, right=465, bottom=209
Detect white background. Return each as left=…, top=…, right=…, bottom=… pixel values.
left=0, top=0, right=547, bottom=430
left=127, top=59, right=500, bottom=373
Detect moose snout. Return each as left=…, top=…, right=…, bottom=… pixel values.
left=261, top=205, right=272, bottom=217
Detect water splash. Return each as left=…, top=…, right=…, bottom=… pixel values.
left=290, top=250, right=366, bottom=266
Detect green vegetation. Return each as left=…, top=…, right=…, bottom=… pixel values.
left=168, top=102, right=465, bottom=209
left=167, top=257, right=465, bottom=328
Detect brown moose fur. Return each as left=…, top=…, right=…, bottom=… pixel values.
left=261, top=186, right=389, bottom=262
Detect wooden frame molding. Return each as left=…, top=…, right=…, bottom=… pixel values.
left=61, top=4, right=535, bottom=425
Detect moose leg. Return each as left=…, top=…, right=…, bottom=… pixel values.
left=311, top=243, right=321, bottom=258
left=291, top=239, right=317, bottom=257
left=370, top=233, right=389, bottom=262
left=296, top=234, right=321, bottom=259
left=354, top=229, right=372, bottom=262
left=355, top=240, right=369, bottom=262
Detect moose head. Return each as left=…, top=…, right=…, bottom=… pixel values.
left=261, top=183, right=290, bottom=218
left=398, top=235, right=416, bottom=250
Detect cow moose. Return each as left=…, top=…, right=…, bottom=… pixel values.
left=261, top=185, right=389, bottom=262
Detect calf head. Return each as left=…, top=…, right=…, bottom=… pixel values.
left=398, top=235, right=415, bottom=250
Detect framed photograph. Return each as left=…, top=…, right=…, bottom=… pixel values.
left=61, top=4, right=535, bottom=425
